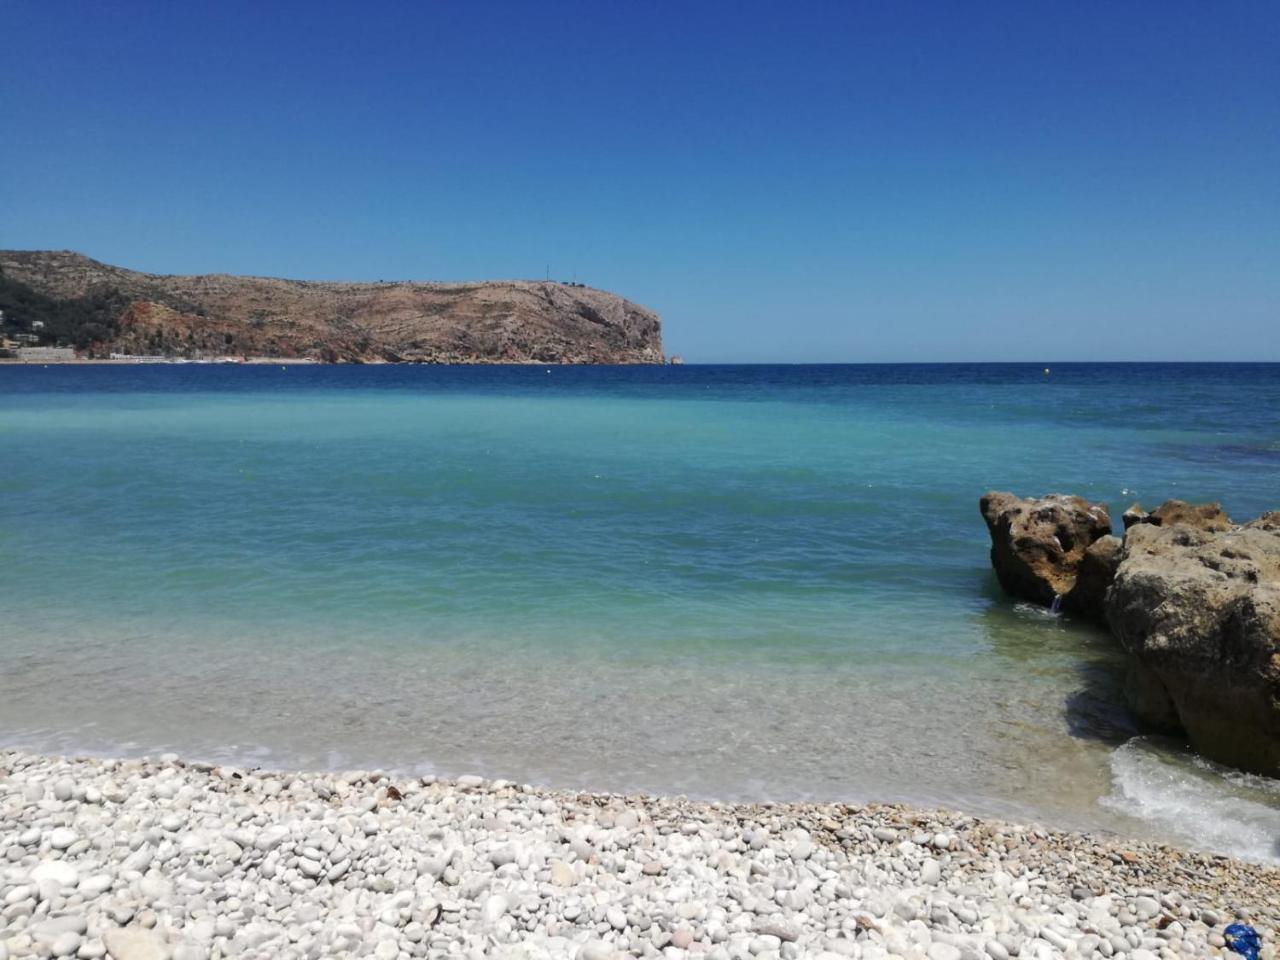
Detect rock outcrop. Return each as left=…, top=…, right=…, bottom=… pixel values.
left=1122, top=499, right=1233, bottom=533
left=1250, top=512, right=1280, bottom=533
left=982, top=492, right=1280, bottom=775
left=979, top=492, right=1114, bottom=606
left=0, top=250, right=664, bottom=364
left=1107, top=520, right=1280, bottom=776
left=1121, top=504, right=1149, bottom=530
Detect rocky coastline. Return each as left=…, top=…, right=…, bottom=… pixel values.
left=0, top=251, right=665, bottom=365
left=2, top=749, right=1277, bottom=960
left=981, top=492, right=1280, bottom=778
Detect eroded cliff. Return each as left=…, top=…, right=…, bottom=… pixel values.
left=0, top=251, right=663, bottom=363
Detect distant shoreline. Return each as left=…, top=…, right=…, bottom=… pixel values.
left=6, top=358, right=1280, bottom=368
left=0, top=357, right=321, bottom=365
left=0, top=357, right=666, bottom=366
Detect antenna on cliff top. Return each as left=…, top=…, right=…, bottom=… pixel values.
left=545, top=264, right=549, bottom=282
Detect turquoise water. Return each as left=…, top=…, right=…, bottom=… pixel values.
left=1, top=364, right=1278, bottom=860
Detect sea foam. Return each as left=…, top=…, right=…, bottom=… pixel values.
left=1103, top=737, right=1280, bottom=864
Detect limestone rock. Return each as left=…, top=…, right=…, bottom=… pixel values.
left=1127, top=499, right=1233, bottom=532
left=979, top=492, right=1113, bottom=605
left=1107, top=520, right=1280, bottom=776
left=1247, top=511, right=1280, bottom=532
left=1062, top=534, right=1122, bottom=623
left=1123, top=658, right=1180, bottom=731
left=1122, top=503, right=1148, bottom=529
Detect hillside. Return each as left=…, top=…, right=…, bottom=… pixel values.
left=0, top=251, right=664, bottom=363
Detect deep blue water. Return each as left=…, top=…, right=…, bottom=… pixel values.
left=1, top=363, right=1278, bottom=859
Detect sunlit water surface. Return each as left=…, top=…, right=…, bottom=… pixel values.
left=1, top=363, right=1277, bottom=862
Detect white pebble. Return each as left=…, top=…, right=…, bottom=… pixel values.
left=30, top=860, right=79, bottom=887
left=48, top=828, right=78, bottom=849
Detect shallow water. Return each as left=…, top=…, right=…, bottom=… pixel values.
left=1, top=363, right=1278, bottom=860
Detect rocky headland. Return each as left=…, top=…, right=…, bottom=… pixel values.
left=981, top=492, right=1280, bottom=779
left=0, top=251, right=664, bottom=364
left=2, top=749, right=1276, bottom=960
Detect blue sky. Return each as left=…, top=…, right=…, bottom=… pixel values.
left=3, top=1, right=1277, bottom=361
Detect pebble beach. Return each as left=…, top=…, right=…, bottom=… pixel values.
left=8, top=3, right=1280, bottom=956
left=1, top=750, right=1276, bottom=960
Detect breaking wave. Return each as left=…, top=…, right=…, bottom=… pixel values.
left=1103, top=737, right=1280, bottom=864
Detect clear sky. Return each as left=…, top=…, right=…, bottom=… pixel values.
left=3, top=1, right=1277, bottom=361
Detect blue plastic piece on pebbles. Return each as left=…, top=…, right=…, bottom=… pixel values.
left=1225, top=922, right=1261, bottom=960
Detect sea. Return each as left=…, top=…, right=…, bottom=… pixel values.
left=1, top=363, right=1278, bottom=862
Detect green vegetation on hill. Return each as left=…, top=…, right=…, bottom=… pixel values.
left=0, top=269, right=129, bottom=351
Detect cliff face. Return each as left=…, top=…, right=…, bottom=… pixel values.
left=0, top=251, right=664, bottom=364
